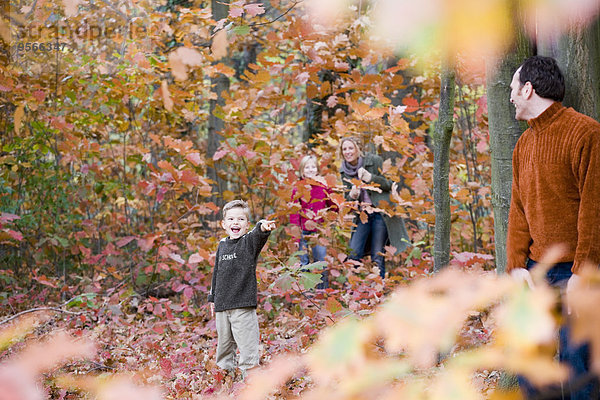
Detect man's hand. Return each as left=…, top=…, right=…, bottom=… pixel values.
left=510, top=267, right=535, bottom=289
left=260, top=220, right=276, bottom=232
left=349, top=185, right=360, bottom=200
left=357, top=167, right=372, bottom=183
left=209, top=302, right=214, bottom=318
left=566, top=273, right=582, bottom=315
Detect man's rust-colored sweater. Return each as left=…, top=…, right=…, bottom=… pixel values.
left=506, top=102, right=600, bottom=273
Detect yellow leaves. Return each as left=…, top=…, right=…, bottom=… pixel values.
left=239, top=357, right=303, bottom=400
left=567, top=265, right=600, bottom=373
left=494, top=283, right=556, bottom=351
left=288, top=267, right=568, bottom=398
left=377, top=269, right=509, bottom=368
left=308, top=317, right=371, bottom=386
left=348, top=99, right=387, bottom=121
left=13, top=104, right=24, bottom=134
left=426, top=368, right=482, bottom=400
left=208, top=63, right=236, bottom=78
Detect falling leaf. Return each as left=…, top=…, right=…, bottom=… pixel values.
left=244, top=3, right=266, bottom=17
left=62, top=0, right=82, bottom=17
left=0, top=18, right=9, bottom=43
left=211, top=29, right=228, bottom=60
left=326, top=95, right=338, bottom=108
left=177, top=47, right=204, bottom=67
left=160, top=81, right=173, bottom=112
left=213, top=148, right=228, bottom=161
left=188, top=252, right=204, bottom=265
left=185, top=152, right=201, bottom=166
left=296, top=72, right=310, bottom=85
left=168, top=52, right=188, bottom=81
left=14, top=105, right=24, bottom=134
left=116, top=236, right=136, bottom=248
left=229, top=4, right=244, bottom=18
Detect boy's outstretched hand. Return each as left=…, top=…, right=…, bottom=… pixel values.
left=260, top=219, right=276, bottom=232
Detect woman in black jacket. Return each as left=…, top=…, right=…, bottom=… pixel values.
left=340, top=137, right=409, bottom=278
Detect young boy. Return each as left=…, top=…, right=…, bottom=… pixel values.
left=207, top=200, right=276, bottom=378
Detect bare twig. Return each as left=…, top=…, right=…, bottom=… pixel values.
left=248, top=1, right=301, bottom=28
left=0, top=307, right=84, bottom=326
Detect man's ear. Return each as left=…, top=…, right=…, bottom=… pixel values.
left=522, top=81, right=534, bottom=99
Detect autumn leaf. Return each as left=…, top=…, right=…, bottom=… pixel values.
left=244, top=3, right=266, bottom=17
left=13, top=105, right=24, bottom=134
left=239, top=357, right=302, bottom=400
left=211, top=29, right=228, bottom=60
left=213, top=148, right=228, bottom=161
left=62, top=0, right=82, bottom=17
left=299, top=271, right=323, bottom=290
left=229, top=2, right=245, bottom=18
left=116, top=236, right=136, bottom=248
left=271, top=271, right=294, bottom=292
left=296, top=72, right=310, bottom=85
left=325, top=297, right=343, bottom=314
left=183, top=153, right=202, bottom=167
left=169, top=253, right=185, bottom=264
left=0, top=18, right=10, bottom=43
left=160, top=81, right=173, bottom=111
left=326, top=95, right=338, bottom=108
left=168, top=52, right=188, bottom=81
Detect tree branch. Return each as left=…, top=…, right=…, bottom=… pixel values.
left=0, top=307, right=85, bottom=326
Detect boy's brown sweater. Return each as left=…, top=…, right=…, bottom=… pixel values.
left=506, top=102, right=600, bottom=273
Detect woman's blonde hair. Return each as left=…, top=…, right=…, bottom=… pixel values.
left=338, top=136, right=364, bottom=160
left=298, top=155, right=319, bottom=179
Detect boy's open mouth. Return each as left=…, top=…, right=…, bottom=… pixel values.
left=231, top=227, right=241, bottom=233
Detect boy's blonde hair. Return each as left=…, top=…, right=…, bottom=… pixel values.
left=222, top=200, right=250, bottom=219
left=298, top=155, right=319, bottom=179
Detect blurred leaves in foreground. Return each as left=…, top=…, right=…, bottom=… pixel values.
left=5, top=260, right=600, bottom=399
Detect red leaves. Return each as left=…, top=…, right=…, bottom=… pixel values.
left=402, top=96, right=420, bottom=112
left=0, top=214, right=23, bottom=245
left=451, top=251, right=495, bottom=268
left=116, top=236, right=136, bottom=248
left=213, top=148, right=228, bottom=161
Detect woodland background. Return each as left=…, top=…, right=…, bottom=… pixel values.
left=1, top=0, right=600, bottom=399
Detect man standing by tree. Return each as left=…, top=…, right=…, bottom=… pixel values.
left=506, top=55, right=600, bottom=399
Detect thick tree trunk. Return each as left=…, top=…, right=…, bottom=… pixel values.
left=207, top=0, right=230, bottom=207
left=556, top=18, right=600, bottom=121
left=486, top=15, right=532, bottom=274
left=433, top=63, right=455, bottom=272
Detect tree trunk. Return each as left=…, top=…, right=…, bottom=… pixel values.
left=486, top=13, right=532, bottom=274
left=433, top=62, right=455, bottom=272
left=207, top=0, right=230, bottom=208
left=556, top=17, right=600, bottom=121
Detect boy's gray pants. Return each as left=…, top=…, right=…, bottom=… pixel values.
left=215, top=307, right=260, bottom=374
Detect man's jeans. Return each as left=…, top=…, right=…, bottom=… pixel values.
left=349, top=212, right=388, bottom=279
left=299, top=230, right=328, bottom=289
left=517, top=259, right=599, bottom=399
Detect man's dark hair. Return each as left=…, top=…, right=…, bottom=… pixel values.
left=518, top=56, right=565, bottom=102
